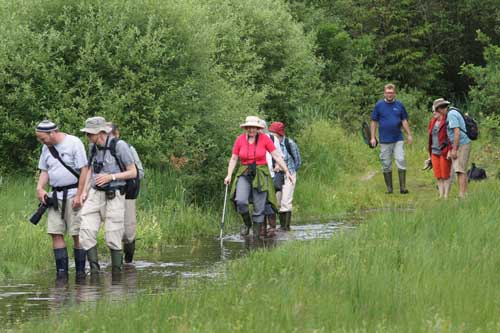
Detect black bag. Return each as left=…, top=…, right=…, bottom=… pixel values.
left=450, top=107, right=479, bottom=140
left=273, top=171, right=285, bottom=191
left=467, top=163, right=487, bottom=182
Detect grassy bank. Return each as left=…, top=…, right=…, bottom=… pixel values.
left=17, top=180, right=500, bottom=332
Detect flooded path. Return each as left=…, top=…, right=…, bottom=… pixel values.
left=0, top=221, right=355, bottom=327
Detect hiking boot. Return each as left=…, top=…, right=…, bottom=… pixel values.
left=383, top=172, right=393, bottom=194
left=266, top=214, right=277, bottom=238
left=54, top=247, right=69, bottom=279
left=110, top=249, right=123, bottom=273
left=86, top=246, right=100, bottom=274
left=240, top=212, right=252, bottom=236
left=398, top=169, right=409, bottom=194
left=124, top=240, right=136, bottom=264
left=279, top=212, right=287, bottom=231
left=285, top=211, right=292, bottom=231
left=74, top=248, right=86, bottom=278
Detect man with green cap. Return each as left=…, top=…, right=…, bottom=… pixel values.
left=79, top=116, right=137, bottom=274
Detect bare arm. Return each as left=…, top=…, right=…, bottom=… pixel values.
left=370, top=120, right=378, bottom=147
left=402, top=119, right=413, bottom=144
left=73, top=166, right=89, bottom=208
left=451, top=128, right=461, bottom=160
left=36, top=170, right=49, bottom=204
left=271, top=150, right=294, bottom=184
left=224, top=154, right=239, bottom=185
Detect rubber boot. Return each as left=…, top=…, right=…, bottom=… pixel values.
left=252, top=222, right=260, bottom=239
left=110, top=249, right=123, bottom=273
left=86, top=246, right=100, bottom=274
left=285, top=211, right=292, bottom=231
left=124, top=240, right=136, bottom=264
left=383, top=172, right=393, bottom=194
left=240, top=212, right=252, bottom=236
left=74, top=248, right=86, bottom=279
left=259, top=222, right=267, bottom=239
left=398, top=169, right=409, bottom=194
left=266, top=214, right=276, bottom=238
left=279, top=212, right=287, bottom=231
left=54, top=248, right=69, bottom=279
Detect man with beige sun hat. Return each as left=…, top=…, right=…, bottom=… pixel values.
left=79, top=116, right=137, bottom=274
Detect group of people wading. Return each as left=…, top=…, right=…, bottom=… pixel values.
left=224, top=117, right=302, bottom=239
left=35, top=83, right=473, bottom=278
left=35, top=116, right=143, bottom=279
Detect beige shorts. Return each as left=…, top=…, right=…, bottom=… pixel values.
left=451, top=143, right=471, bottom=174
left=79, top=188, right=126, bottom=250
left=47, top=198, right=81, bottom=236
left=123, top=199, right=137, bottom=243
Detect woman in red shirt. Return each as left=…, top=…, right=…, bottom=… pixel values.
left=428, top=100, right=452, bottom=199
left=224, top=116, right=292, bottom=238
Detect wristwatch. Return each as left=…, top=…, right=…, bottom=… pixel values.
left=112, top=174, right=116, bottom=181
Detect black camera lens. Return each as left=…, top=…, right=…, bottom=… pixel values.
left=93, top=160, right=104, bottom=173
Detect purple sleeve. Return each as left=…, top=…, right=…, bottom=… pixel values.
left=371, top=105, right=379, bottom=121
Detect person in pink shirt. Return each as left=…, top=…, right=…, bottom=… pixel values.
left=224, top=116, right=292, bottom=238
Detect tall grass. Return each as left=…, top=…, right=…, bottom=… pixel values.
left=19, top=181, right=500, bottom=332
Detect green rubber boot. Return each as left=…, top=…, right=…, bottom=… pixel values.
left=110, top=249, right=123, bottom=273
left=86, top=246, right=100, bottom=274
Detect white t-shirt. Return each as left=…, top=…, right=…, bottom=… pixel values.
left=38, top=134, right=88, bottom=199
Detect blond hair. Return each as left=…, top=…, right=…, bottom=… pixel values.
left=384, top=83, right=396, bottom=91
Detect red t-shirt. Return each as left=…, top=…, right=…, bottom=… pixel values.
left=232, top=133, right=276, bottom=165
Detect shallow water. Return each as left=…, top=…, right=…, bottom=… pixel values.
left=0, top=222, right=354, bottom=327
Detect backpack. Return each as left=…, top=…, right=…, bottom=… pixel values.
left=449, top=107, right=479, bottom=140
left=467, top=163, right=487, bottom=182
left=89, top=138, right=141, bottom=199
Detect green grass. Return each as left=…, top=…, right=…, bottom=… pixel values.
left=17, top=180, right=500, bottom=332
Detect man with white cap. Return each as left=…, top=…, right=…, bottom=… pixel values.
left=35, top=120, right=88, bottom=279
left=79, top=116, right=137, bottom=274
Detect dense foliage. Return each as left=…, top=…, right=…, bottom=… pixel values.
left=0, top=0, right=499, bottom=197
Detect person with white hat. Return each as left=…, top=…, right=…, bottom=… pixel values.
left=35, top=120, right=89, bottom=280
left=79, top=116, right=137, bottom=274
left=224, top=116, right=292, bottom=239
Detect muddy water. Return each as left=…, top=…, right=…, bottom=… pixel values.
left=0, top=222, right=354, bottom=327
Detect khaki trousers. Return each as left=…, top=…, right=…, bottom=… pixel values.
left=79, top=188, right=125, bottom=251
left=276, top=173, right=297, bottom=212
left=123, top=199, right=137, bottom=244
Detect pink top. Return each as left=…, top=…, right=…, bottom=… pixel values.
left=232, top=134, right=276, bottom=165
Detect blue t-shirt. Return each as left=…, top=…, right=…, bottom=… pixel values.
left=446, top=109, right=471, bottom=146
left=371, top=99, right=408, bottom=143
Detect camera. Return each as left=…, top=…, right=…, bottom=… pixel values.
left=246, top=162, right=257, bottom=179
left=93, top=160, right=104, bottom=174
left=29, top=195, right=58, bottom=225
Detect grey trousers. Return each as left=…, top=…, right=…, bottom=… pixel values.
left=380, top=141, right=406, bottom=172
left=234, top=175, right=268, bottom=223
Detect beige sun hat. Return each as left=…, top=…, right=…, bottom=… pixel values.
left=432, top=98, right=450, bottom=112
left=240, top=116, right=264, bottom=129
left=80, top=116, right=111, bottom=134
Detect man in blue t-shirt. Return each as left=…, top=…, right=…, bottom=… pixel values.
left=370, top=83, right=413, bottom=194
left=434, top=98, right=471, bottom=198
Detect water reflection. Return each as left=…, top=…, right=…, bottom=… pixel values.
left=0, top=221, right=353, bottom=327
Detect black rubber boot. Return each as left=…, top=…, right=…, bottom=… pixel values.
left=54, top=248, right=69, bottom=279
left=110, top=249, right=123, bottom=273
left=279, top=212, right=287, bottom=230
left=398, top=169, right=409, bottom=194
left=285, top=211, right=292, bottom=231
left=383, top=172, right=393, bottom=194
left=74, top=248, right=86, bottom=279
left=240, top=212, right=252, bottom=236
left=86, top=246, right=100, bottom=274
left=124, top=240, right=136, bottom=264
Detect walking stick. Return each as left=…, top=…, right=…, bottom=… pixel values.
left=219, top=184, right=229, bottom=244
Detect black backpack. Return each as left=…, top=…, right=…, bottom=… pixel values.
left=89, top=138, right=141, bottom=199
left=449, top=107, right=479, bottom=140
left=467, top=163, right=487, bottom=182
